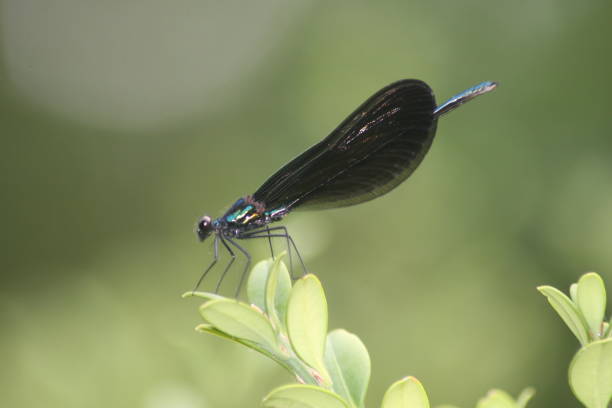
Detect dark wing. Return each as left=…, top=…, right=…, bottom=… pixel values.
left=253, top=79, right=438, bottom=211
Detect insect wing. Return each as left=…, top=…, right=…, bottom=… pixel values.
left=253, top=79, right=437, bottom=211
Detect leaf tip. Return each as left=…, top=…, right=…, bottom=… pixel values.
left=536, top=285, right=550, bottom=293
left=404, top=376, right=423, bottom=385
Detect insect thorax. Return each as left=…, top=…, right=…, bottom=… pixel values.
left=217, top=196, right=290, bottom=237
left=217, top=196, right=266, bottom=233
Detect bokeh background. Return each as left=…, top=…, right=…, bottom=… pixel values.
left=1, top=1, right=611, bottom=407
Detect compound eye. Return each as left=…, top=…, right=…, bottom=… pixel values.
left=199, top=216, right=211, bottom=229
left=196, top=215, right=213, bottom=241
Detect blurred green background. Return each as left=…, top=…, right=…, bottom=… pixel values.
left=1, top=1, right=611, bottom=407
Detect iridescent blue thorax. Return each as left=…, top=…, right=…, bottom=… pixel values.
left=214, top=196, right=288, bottom=237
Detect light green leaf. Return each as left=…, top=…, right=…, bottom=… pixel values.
left=537, top=285, right=590, bottom=345
left=262, top=384, right=349, bottom=408
left=576, top=273, right=607, bottom=339
left=182, top=291, right=225, bottom=301
left=266, top=254, right=292, bottom=331
left=324, top=329, right=370, bottom=408
left=436, top=405, right=461, bottom=408
left=195, top=323, right=238, bottom=341
left=570, top=283, right=579, bottom=303
left=195, top=323, right=280, bottom=359
left=381, top=377, right=429, bottom=408
left=476, top=389, right=516, bottom=408
left=287, top=274, right=330, bottom=383
left=569, top=338, right=612, bottom=408
left=516, top=387, right=536, bottom=408
left=248, top=259, right=274, bottom=312
left=196, top=323, right=322, bottom=383
left=199, top=299, right=277, bottom=348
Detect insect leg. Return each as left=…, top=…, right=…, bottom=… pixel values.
left=269, top=226, right=296, bottom=278
left=241, top=227, right=294, bottom=275
left=192, top=234, right=219, bottom=293
left=215, top=236, right=236, bottom=293
left=224, top=237, right=251, bottom=298
left=241, top=230, right=306, bottom=279
left=266, top=225, right=275, bottom=259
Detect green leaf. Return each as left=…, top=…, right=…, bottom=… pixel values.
left=196, top=323, right=321, bottom=383
left=474, top=388, right=534, bottom=408
left=262, top=384, right=349, bottom=408
left=570, top=283, right=579, bottom=303
left=475, top=390, right=516, bottom=408
left=516, top=387, right=536, bottom=408
left=287, top=274, right=331, bottom=383
left=195, top=323, right=277, bottom=357
left=569, top=338, right=612, bottom=408
left=537, top=285, right=590, bottom=345
left=381, top=377, right=429, bottom=408
left=266, top=254, right=292, bottom=331
left=195, top=323, right=238, bottom=341
left=324, top=329, right=370, bottom=408
left=199, top=299, right=277, bottom=348
left=248, top=259, right=274, bottom=312
left=182, top=291, right=226, bottom=301
left=576, top=273, right=607, bottom=339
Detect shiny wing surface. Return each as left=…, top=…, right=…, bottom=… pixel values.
left=253, top=79, right=438, bottom=211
